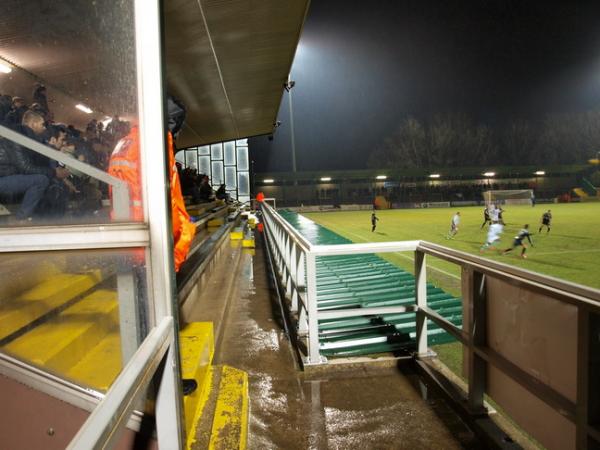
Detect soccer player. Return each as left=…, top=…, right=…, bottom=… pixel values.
left=371, top=211, right=379, bottom=232
left=446, top=212, right=460, bottom=239
left=481, top=221, right=504, bottom=252
left=539, top=209, right=552, bottom=233
left=480, top=206, right=491, bottom=229
left=489, top=204, right=500, bottom=223
left=503, top=224, right=534, bottom=258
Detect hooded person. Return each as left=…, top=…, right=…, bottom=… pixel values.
left=108, top=95, right=195, bottom=272
left=165, top=96, right=195, bottom=272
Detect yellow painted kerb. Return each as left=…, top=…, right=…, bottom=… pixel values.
left=208, top=366, right=249, bottom=450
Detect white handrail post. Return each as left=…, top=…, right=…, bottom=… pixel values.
left=415, top=249, right=428, bottom=357
left=306, top=251, right=321, bottom=364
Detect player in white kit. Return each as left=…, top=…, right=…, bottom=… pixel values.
left=480, top=221, right=504, bottom=252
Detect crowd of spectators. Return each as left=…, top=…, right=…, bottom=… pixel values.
left=0, top=83, right=131, bottom=222
left=178, top=165, right=230, bottom=204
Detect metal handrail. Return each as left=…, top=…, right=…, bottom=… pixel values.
left=0, top=124, right=131, bottom=220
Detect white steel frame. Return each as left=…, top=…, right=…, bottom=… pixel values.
left=0, top=0, right=184, bottom=448
left=261, top=202, right=600, bottom=448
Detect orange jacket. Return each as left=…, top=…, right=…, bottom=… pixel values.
left=167, top=132, right=196, bottom=271
left=108, top=126, right=144, bottom=221
left=109, top=127, right=195, bottom=271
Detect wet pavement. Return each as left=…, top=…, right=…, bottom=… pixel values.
left=186, top=236, right=482, bottom=449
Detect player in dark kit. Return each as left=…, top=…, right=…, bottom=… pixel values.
left=539, top=210, right=552, bottom=233
left=503, top=224, right=534, bottom=258
left=371, top=212, right=379, bottom=232
left=480, top=207, right=491, bottom=229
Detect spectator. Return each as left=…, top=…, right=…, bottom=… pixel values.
left=32, top=83, right=49, bottom=115
left=0, top=121, right=69, bottom=221
left=4, top=97, right=28, bottom=128
left=215, top=183, right=229, bottom=201
left=199, top=175, right=214, bottom=202
left=0, top=94, right=12, bottom=123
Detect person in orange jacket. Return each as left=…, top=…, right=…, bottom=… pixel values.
left=108, top=96, right=195, bottom=272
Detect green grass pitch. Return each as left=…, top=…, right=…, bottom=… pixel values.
left=305, top=202, right=600, bottom=290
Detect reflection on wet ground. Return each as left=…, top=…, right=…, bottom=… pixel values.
left=199, top=237, right=483, bottom=449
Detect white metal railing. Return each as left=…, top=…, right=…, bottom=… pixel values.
left=260, top=202, right=600, bottom=449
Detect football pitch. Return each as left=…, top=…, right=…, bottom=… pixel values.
left=304, top=202, right=600, bottom=291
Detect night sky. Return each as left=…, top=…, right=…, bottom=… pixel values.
left=250, top=0, right=600, bottom=173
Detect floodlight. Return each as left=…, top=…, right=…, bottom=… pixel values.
left=429, top=174, right=440, bottom=178
left=376, top=175, right=387, bottom=180
left=263, top=179, right=274, bottom=183
left=534, top=171, right=545, bottom=176
left=483, top=172, right=495, bottom=177
left=0, top=62, right=12, bottom=74
left=75, top=104, right=93, bottom=114
left=320, top=177, right=331, bottom=182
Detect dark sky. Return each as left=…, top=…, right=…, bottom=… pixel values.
left=250, top=0, right=600, bottom=173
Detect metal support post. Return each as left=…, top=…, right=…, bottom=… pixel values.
left=305, top=252, right=321, bottom=364
left=414, top=250, right=428, bottom=357
left=117, top=272, right=142, bottom=365
left=468, top=270, right=487, bottom=413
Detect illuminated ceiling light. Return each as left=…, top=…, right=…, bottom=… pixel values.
left=376, top=175, right=387, bottom=180
left=0, top=62, right=12, bottom=74
left=534, top=170, right=545, bottom=176
left=263, top=179, right=274, bottom=183
left=320, top=177, right=331, bottom=182
left=429, top=174, right=441, bottom=178
left=75, top=103, right=93, bottom=114
left=483, top=171, right=495, bottom=177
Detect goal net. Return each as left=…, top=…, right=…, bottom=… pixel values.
left=482, top=190, right=533, bottom=206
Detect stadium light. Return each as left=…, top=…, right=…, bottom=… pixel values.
left=75, top=103, right=93, bottom=114
left=263, top=178, right=274, bottom=183
left=534, top=171, right=545, bottom=176
left=320, top=177, right=332, bottom=182
left=429, top=174, right=440, bottom=178
left=483, top=171, right=495, bottom=177
left=0, top=62, right=12, bottom=74
left=376, top=175, right=387, bottom=180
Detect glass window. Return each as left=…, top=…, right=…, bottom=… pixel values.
left=175, top=150, right=185, bottom=166
left=210, top=143, right=223, bottom=160
left=198, top=145, right=210, bottom=155
left=238, top=171, right=250, bottom=195
left=185, top=150, right=198, bottom=170
left=0, top=248, right=149, bottom=393
left=0, top=1, right=140, bottom=226
left=227, top=190, right=237, bottom=200
left=211, top=161, right=224, bottom=186
left=224, top=141, right=236, bottom=165
left=237, top=147, right=249, bottom=170
left=236, top=139, right=248, bottom=146
left=225, top=167, right=237, bottom=190
left=198, top=156, right=210, bottom=176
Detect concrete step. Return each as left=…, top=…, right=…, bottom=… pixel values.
left=0, top=270, right=103, bottom=341
left=180, top=322, right=215, bottom=440
left=4, top=289, right=117, bottom=375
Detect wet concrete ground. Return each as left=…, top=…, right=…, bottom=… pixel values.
left=186, top=237, right=483, bottom=449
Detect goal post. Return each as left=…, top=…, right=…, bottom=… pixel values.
left=482, top=189, right=534, bottom=206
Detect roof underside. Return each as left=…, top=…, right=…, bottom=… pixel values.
left=0, top=0, right=309, bottom=146
left=165, top=0, right=310, bottom=148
